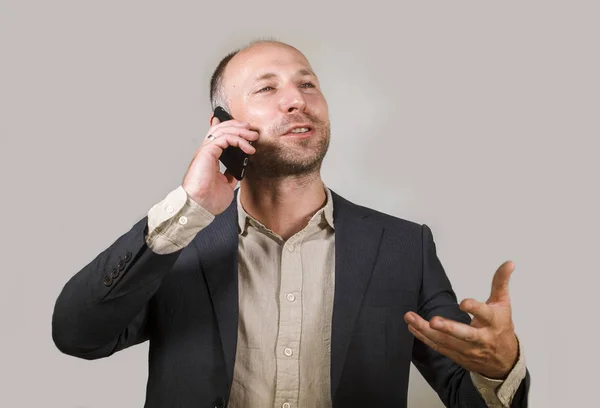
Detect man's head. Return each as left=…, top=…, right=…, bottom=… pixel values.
left=209, top=40, right=331, bottom=180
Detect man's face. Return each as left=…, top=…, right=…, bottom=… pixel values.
left=224, top=43, right=331, bottom=178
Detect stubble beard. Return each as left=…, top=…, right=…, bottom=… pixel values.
left=246, top=119, right=331, bottom=180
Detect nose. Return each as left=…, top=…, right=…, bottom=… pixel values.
left=279, top=84, right=307, bottom=114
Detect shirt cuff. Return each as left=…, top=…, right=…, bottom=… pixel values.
left=470, top=334, right=527, bottom=407
left=145, top=185, right=215, bottom=254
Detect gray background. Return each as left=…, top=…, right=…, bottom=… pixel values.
left=1, top=1, right=598, bottom=407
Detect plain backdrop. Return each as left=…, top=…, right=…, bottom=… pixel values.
left=1, top=1, right=598, bottom=407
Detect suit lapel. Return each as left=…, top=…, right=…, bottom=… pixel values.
left=191, top=189, right=384, bottom=397
left=329, top=190, right=384, bottom=398
left=193, top=193, right=240, bottom=386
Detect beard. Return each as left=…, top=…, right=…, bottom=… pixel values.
left=246, top=113, right=331, bottom=179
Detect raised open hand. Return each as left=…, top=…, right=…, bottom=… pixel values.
left=404, top=260, right=519, bottom=379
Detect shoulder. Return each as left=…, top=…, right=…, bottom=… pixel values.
left=329, top=188, right=425, bottom=236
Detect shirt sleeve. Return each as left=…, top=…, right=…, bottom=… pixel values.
left=470, top=335, right=527, bottom=407
left=145, top=185, right=215, bottom=254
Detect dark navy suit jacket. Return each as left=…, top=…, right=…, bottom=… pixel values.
left=52, top=189, right=530, bottom=407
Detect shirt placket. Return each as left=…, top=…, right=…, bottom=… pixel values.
left=274, top=232, right=305, bottom=408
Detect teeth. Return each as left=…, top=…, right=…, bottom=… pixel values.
left=290, top=127, right=309, bottom=133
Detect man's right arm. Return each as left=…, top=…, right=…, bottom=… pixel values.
left=51, top=186, right=215, bottom=360
left=51, top=116, right=258, bottom=360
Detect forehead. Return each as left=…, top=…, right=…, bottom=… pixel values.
left=225, top=44, right=314, bottom=88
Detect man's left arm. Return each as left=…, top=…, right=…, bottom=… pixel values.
left=406, top=224, right=530, bottom=407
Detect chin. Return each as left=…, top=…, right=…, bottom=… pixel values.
left=247, top=131, right=330, bottom=177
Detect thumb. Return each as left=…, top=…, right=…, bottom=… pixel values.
left=224, top=170, right=238, bottom=188
left=488, top=260, right=515, bottom=303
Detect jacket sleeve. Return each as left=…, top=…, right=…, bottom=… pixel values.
left=51, top=216, right=183, bottom=360
left=52, top=185, right=216, bottom=360
left=411, top=224, right=531, bottom=407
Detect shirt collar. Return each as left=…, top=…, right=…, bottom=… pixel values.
left=236, top=183, right=335, bottom=234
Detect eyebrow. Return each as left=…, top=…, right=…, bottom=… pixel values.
left=252, top=69, right=316, bottom=83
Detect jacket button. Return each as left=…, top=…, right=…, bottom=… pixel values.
left=212, top=396, right=225, bottom=408
left=124, top=251, right=132, bottom=262
left=118, top=260, right=126, bottom=271
left=103, top=275, right=113, bottom=287
left=110, top=267, right=119, bottom=279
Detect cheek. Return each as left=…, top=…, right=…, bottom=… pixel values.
left=235, top=95, right=270, bottom=119
left=307, top=95, right=328, bottom=116
left=246, top=107, right=278, bottom=132
left=246, top=106, right=270, bottom=121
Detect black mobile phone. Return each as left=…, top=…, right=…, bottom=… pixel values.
left=213, top=106, right=252, bottom=180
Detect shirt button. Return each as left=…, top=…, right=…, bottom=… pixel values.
left=284, top=348, right=293, bottom=357
left=165, top=205, right=174, bottom=213
left=286, top=293, right=295, bottom=302
left=178, top=216, right=188, bottom=225
left=282, top=403, right=291, bottom=408
left=287, top=244, right=294, bottom=252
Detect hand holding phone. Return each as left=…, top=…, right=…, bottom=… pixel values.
left=181, top=107, right=257, bottom=215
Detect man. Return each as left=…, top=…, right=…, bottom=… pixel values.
left=52, top=40, right=530, bottom=407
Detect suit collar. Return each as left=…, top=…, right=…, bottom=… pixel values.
left=235, top=183, right=335, bottom=234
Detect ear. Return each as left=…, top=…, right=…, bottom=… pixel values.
left=209, top=113, right=220, bottom=127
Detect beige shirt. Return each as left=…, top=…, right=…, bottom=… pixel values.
left=145, top=184, right=526, bottom=408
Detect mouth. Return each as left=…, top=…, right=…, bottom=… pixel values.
left=282, top=125, right=314, bottom=138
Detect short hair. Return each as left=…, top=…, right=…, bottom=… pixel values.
left=209, top=37, right=286, bottom=111
left=209, top=50, right=238, bottom=111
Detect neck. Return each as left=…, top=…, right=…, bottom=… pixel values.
left=239, top=172, right=327, bottom=240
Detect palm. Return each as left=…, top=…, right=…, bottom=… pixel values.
left=405, top=260, right=520, bottom=379
left=183, top=147, right=238, bottom=215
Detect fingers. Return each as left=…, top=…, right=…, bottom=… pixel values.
left=489, top=260, right=515, bottom=303
left=429, top=315, right=483, bottom=343
left=210, top=119, right=254, bottom=134
left=204, top=126, right=259, bottom=146
left=404, top=312, right=474, bottom=352
left=205, top=134, right=256, bottom=157
left=460, top=298, right=495, bottom=324
left=407, top=324, right=462, bottom=361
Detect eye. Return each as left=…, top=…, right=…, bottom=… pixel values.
left=257, top=86, right=274, bottom=93
left=300, top=82, right=315, bottom=88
